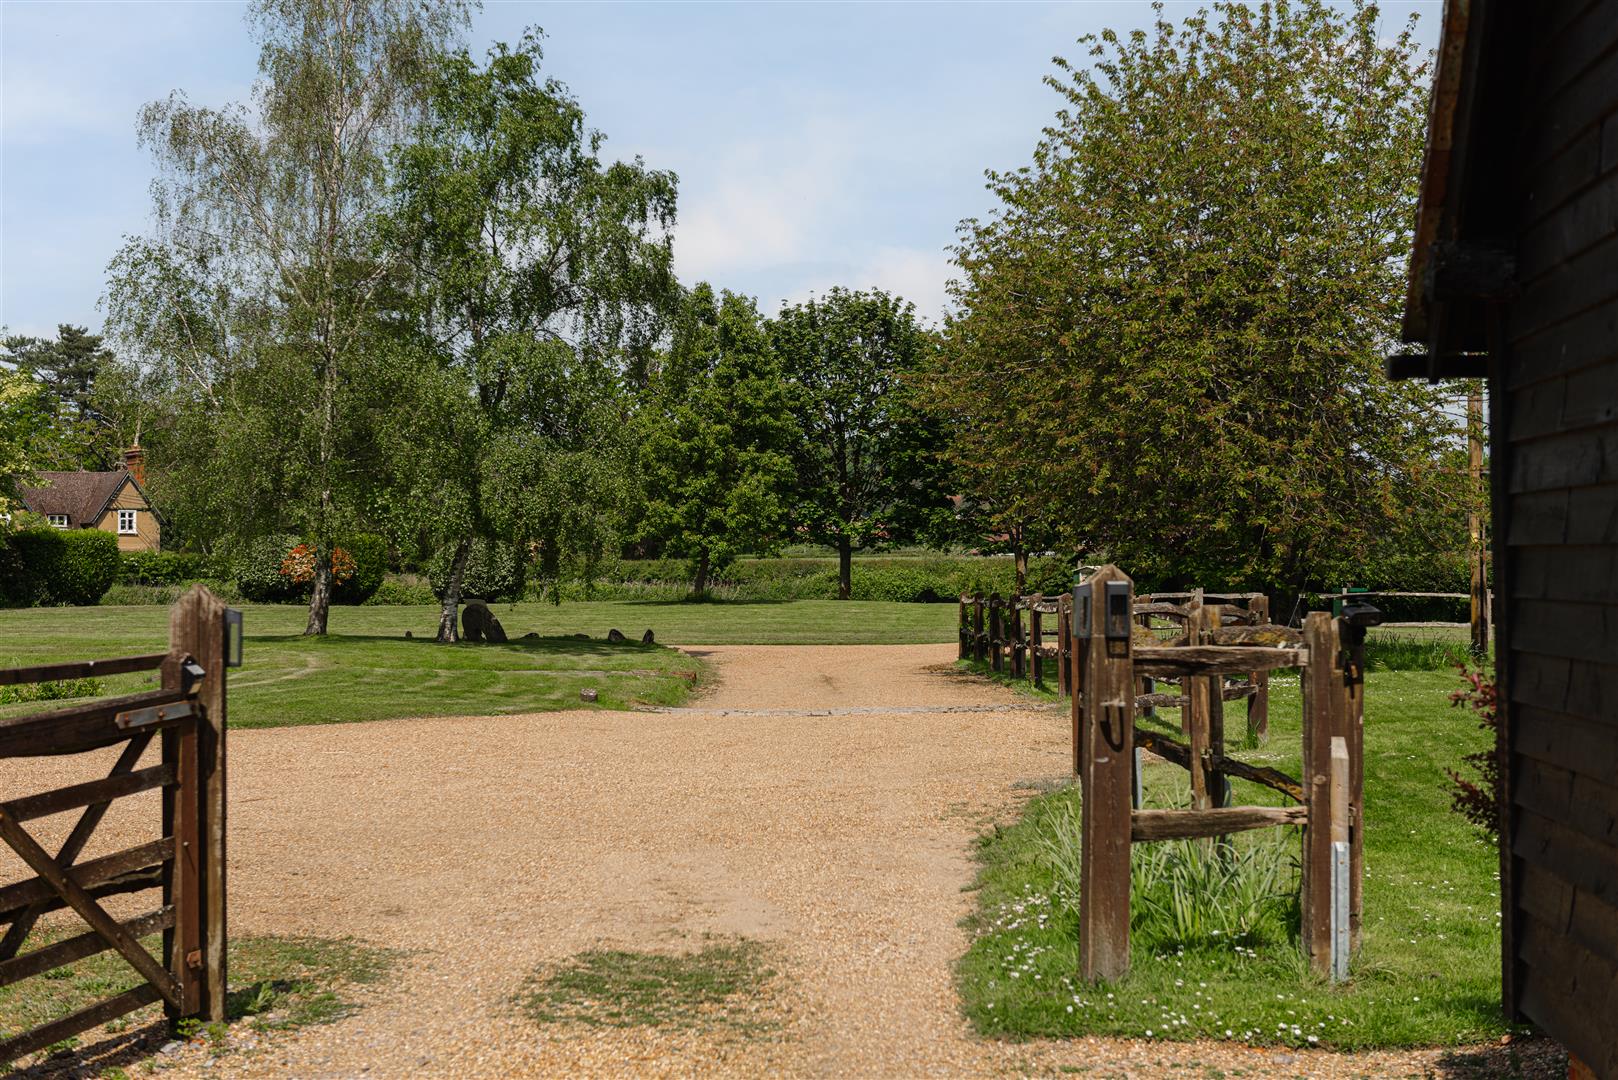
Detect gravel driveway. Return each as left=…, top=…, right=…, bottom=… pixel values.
left=2, top=645, right=1555, bottom=1078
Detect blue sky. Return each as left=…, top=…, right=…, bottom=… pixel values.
left=1, top=1, right=1440, bottom=341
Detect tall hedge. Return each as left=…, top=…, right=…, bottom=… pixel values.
left=334, top=533, right=387, bottom=605
left=0, top=528, right=120, bottom=606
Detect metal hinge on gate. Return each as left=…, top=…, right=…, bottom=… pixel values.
left=114, top=700, right=197, bottom=730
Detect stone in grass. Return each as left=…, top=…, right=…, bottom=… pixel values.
left=580, top=688, right=599, bottom=703
left=461, top=599, right=494, bottom=643
left=607, top=628, right=627, bottom=643
left=641, top=629, right=655, bottom=644
left=486, top=617, right=508, bottom=644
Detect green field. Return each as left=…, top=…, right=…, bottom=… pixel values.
left=957, top=665, right=1517, bottom=1050
left=0, top=600, right=958, bottom=729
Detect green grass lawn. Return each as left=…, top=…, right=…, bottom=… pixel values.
left=958, top=665, right=1516, bottom=1050
left=0, top=600, right=957, bottom=729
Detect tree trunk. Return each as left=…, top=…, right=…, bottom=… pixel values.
left=304, top=548, right=332, bottom=636
left=437, top=536, right=473, bottom=643
left=693, top=550, right=711, bottom=599
left=1014, top=544, right=1028, bottom=594
left=838, top=536, right=852, bottom=601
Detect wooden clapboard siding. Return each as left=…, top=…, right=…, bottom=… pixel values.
left=1496, top=2, right=1618, bottom=1068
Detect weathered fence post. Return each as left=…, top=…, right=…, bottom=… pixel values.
left=1030, top=595, right=1045, bottom=687
left=1344, top=613, right=1366, bottom=946
left=989, top=594, right=1004, bottom=673
left=1248, top=594, right=1271, bottom=743
left=1010, top=596, right=1026, bottom=679
left=1184, top=601, right=1228, bottom=810
left=1079, top=566, right=1135, bottom=982
left=973, top=595, right=986, bottom=663
left=958, top=595, right=969, bottom=660
left=1058, top=593, right=1073, bottom=698
left=1301, top=611, right=1351, bottom=977
left=166, top=585, right=229, bottom=1022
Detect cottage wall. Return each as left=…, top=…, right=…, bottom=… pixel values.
left=1498, top=5, right=1618, bottom=1072
left=91, top=479, right=161, bottom=552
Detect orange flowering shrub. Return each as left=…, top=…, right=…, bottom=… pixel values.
left=280, top=544, right=356, bottom=586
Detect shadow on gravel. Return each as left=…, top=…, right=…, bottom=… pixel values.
left=1434, top=1036, right=1567, bottom=1079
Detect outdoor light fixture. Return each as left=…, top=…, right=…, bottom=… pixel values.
left=224, top=607, right=244, bottom=668
left=1105, top=581, right=1132, bottom=641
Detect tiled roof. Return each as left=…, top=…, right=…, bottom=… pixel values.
left=18, top=471, right=128, bottom=527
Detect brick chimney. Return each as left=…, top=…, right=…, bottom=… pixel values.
left=123, top=441, right=146, bottom=485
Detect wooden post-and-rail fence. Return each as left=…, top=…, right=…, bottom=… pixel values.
left=960, top=592, right=1077, bottom=694
left=0, top=587, right=234, bottom=1066
left=1069, top=567, right=1365, bottom=984
left=958, top=589, right=1273, bottom=729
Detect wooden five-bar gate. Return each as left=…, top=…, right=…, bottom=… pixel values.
left=1068, top=567, right=1368, bottom=984
left=0, top=587, right=232, bottom=1065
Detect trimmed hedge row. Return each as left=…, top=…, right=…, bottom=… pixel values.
left=0, top=529, right=122, bottom=607
left=544, top=555, right=1079, bottom=603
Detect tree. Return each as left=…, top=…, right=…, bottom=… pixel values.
left=1, top=326, right=115, bottom=468
left=0, top=367, right=67, bottom=515
left=639, top=285, right=797, bottom=596
left=106, top=0, right=470, bottom=634
left=387, top=31, right=679, bottom=640
left=934, top=1, right=1463, bottom=597
left=771, top=288, right=945, bottom=600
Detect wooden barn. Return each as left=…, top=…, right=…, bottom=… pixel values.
left=1393, top=1, right=1618, bottom=1073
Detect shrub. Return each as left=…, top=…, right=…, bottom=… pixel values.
left=231, top=533, right=304, bottom=603
left=118, top=550, right=213, bottom=586
left=0, top=675, right=103, bottom=705
left=335, top=534, right=387, bottom=605
left=1446, top=662, right=1502, bottom=841
left=848, top=564, right=951, bottom=603
left=0, top=528, right=63, bottom=606
left=363, top=573, right=436, bottom=606
left=0, top=529, right=120, bottom=606
left=54, top=531, right=123, bottom=605
left=430, top=539, right=523, bottom=602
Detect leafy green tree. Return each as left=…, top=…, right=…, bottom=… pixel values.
left=770, top=288, right=947, bottom=599
left=106, top=0, right=470, bottom=634
left=0, top=367, right=68, bottom=515
left=639, top=285, right=797, bottom=596
left=387, top=31, right=679, bottom=640
left=934, top=1, right=1462, bottom=596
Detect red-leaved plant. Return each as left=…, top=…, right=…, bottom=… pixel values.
left=279, top=544, right=356, bottom=586
left=1446, top=661, right=1502, bottom=840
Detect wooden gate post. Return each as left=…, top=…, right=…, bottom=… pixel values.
left=1301, top=611, right=1349, bottom=976
left=1248, top=595, right=1271, bottom=743
left=1029, top=595, right=1045, bottom=687
left=973, top=595, right=986, bottom=663
left=958, top=596, right=969, bottom=660
left=1185, top=601, right=1228, bottom=810
left=166, top=586, right=229, bottom=1022
left=1343, top=615, right=1366, bottom=946
left=989, top=594, right=1004, bottom=673
left=1010, top=598, right=1026, bottom=679
left=1057, top=594, right=1073, bottom=698
left=1079, top=566, right=1135, bottom=982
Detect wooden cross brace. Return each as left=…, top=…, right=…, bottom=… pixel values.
left=0, top=732, right=181, bottom=1009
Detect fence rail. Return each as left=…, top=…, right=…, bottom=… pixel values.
left=0, top=587, right=231, bottom=1067
left=1060, top=568, right=1363, bottom=985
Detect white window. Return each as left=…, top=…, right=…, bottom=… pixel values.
left=117, top=509, right=138, bottom=535
left=48, top=514, right=68, bottom=528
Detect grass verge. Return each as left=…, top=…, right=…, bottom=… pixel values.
left=0, top=600, right=957, bottom=727
left=516, top=938, right=777, bottom=1035
left=0, top=934, right=401, bottom=1073
left=957, top=667, right=1524, bottom=1050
